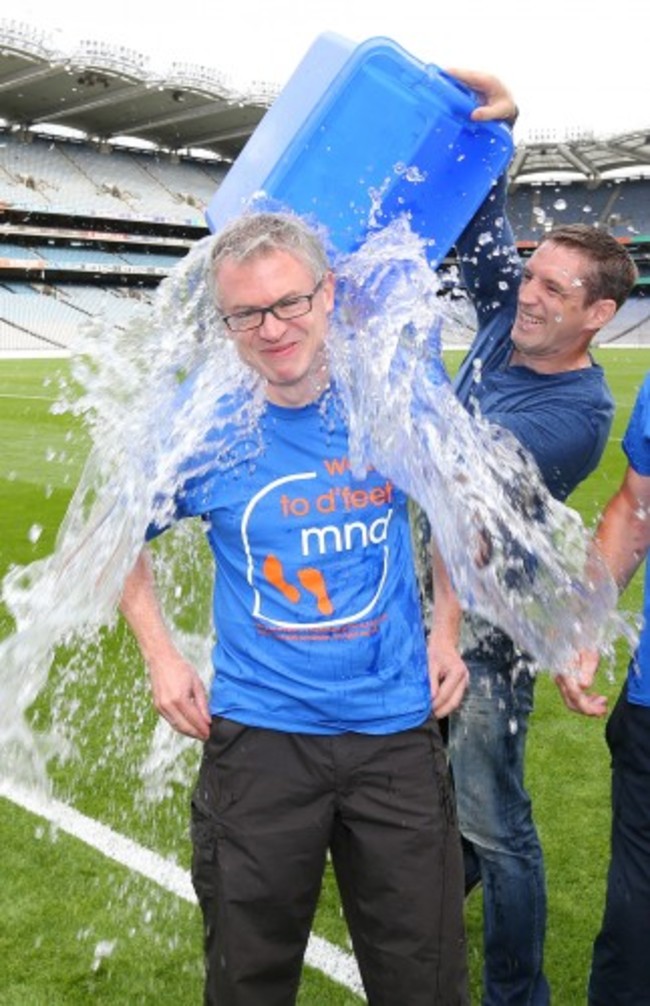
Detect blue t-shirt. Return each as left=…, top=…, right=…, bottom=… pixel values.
left=167, top=387, right=431, bottom=734
left=456, top=357, right=614, bottom=502
left=623, top=373, right=650, bottom=706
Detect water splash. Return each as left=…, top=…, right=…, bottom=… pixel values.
left=329, top=219, right=634, bottom=672
left=0, top=235, right=263, bottom=788
left=0, top=214, right=636, bottom=797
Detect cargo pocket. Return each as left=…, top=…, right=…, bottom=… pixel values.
left=190, top=716, right=254, bottom=908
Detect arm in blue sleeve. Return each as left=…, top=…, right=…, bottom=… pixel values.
left=623, top=373, right=650, bottom=475
left=454, top=171, right=522, bottom=329
left=488, top=404, right=610, bottom=501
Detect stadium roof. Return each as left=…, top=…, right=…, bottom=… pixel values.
left=1, top=18, right=650, bottom=182
left=509, top=130, right=650, bottom=186
left=0, top=19, right=276, bottom=162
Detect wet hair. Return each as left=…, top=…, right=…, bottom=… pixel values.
left=539, top=224, right=638, bottom=309
left=210, top=212, right=330, bottom=304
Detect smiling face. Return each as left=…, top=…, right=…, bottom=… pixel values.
left=215, top=249, right=335, bottom=407
left=511, top=240, right=616, bottom=373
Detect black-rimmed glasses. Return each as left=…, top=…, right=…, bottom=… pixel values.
left=221, top=277, right=325, bottom=333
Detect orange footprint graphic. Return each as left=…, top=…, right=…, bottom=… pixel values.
left=297, top=567, right=334, bottom=616
left=263, top=554, right=300, bottom=603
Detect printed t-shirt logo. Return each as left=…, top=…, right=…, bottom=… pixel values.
left=241, top=464, right=394, bottom=629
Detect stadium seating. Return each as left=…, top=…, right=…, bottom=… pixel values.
left=0, top=131, right=225, bottom=224
left=2, top=128, right=650, bottom=352
left=0, top=279, right=154, bottom=352
left=509, top=178, right=650, bottom=240
left=598, top=293, right=650, bottom=345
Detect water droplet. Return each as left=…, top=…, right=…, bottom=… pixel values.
left=92, top=939, right=117, bottom=972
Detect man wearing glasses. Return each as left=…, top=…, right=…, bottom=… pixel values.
left=118, top=75, right=518, bottom=1006
left=119, top=207, right=470, bottom=1005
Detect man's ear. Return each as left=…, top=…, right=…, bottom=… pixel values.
left=589, top=298, right=617, bottom=333
left=322, top=270, right=336, bottom=313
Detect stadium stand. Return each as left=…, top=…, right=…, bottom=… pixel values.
left=1, top=17, right=650, bottom=354
left=0, top=131, right=226, bottom=224
left=508, top=178, right=650, bottom=240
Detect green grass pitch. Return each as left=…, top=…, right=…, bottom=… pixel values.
left=0, top=350, right=648, bottom=1004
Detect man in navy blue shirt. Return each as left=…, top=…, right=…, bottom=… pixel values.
left=429, top=68, right=639, bottom=1006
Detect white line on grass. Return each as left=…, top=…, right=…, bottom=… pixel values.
left=0, top=777, right=364, bottom=999
left=0, top=393, right=57, bottom=401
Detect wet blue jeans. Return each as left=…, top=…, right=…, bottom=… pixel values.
left=449, top=649, right=550, bottom=1006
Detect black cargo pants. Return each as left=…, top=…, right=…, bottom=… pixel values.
left=191, top=715, right=468, bottom=1006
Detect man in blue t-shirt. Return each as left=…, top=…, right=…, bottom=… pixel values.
left=429, top=68, right=639, bottom=1006
left=559, top=374, right=650, bottom=1005
left=116, top=68, right=524, bottom=999
left=123, top=207, right=474, bottom=1005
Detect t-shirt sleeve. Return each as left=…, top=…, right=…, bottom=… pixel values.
left=144, top=461, right=217, bottom=541
left=487, top=402, right=610, bottom=501
left=144, top=488, right=186, bottom=541
left=623, top=373, right=650, bottom=477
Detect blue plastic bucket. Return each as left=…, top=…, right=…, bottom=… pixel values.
left=206, top=33, right=513, bottom=266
